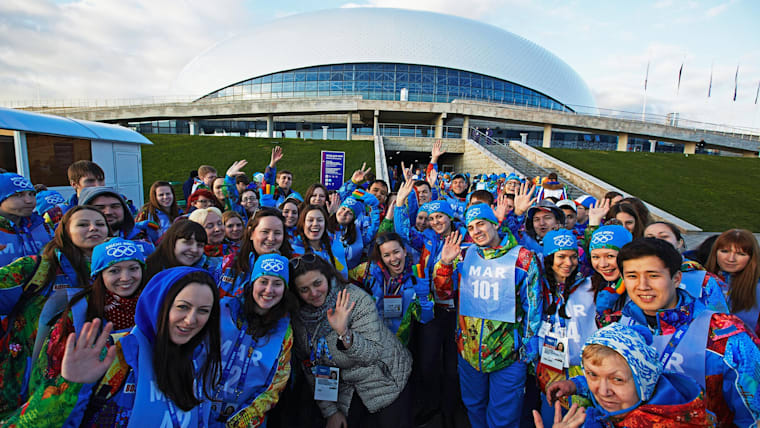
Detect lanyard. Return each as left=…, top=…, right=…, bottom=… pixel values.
left=307, top=325, right=332, bottom=364
left=383, top=276, right=403, bottom=296
left=216, top=324, right=253, bottom=400
left=659, top=322, right=690, bottom=368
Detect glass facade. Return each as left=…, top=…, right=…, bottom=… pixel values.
left=201, top=63, right=571, bottom=112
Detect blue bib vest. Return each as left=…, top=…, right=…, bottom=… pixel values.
left=459, top=245, right=520, bottom=323
left=563, top=279, right=597, bottom=366
left=210, top=301, right=289, bottom=426
left=621, top=309, right=712, bottom=388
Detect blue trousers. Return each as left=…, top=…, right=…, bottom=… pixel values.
left=458, top=356, right=527, bottom=428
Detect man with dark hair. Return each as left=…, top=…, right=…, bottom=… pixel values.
left=467, top=189, right=494, bottom=208
left=617, top=237, right=760, bottom=426
left=66, top=160, right=105, bottom=206
left=262, top=146, right=302, bottom=206
left=79, top=187, right=155, bottom=251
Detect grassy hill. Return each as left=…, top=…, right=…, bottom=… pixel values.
left=539, top=148, right=759, bottom=231
left=141, top=134, right=375, bottom=197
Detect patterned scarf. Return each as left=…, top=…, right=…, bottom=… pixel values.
left=104, top=290, right=139, bottom=331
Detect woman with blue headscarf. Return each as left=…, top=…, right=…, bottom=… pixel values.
left=542, top=323, right=715, bottom=427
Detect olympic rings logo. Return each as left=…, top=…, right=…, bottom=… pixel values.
left=591, top=231, right=615, bottom=245
left=261, top=259, right=285, bottom=272
left=106, top=245, right=137, bottom=257
left=428, top=202, right=441, bottom=211
left=11, top=177, right=32, bottom=189
left=45, top=194, right=64, bottom=204
left=553, top=235, right=575, bottom=248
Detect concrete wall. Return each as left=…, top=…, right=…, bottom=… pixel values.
left=452, top=140, right=521, bottom=176
left=383, top=137, right=464, bottom=154
left=509, top=141, right=702, bottom=232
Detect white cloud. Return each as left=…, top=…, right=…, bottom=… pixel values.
left=0, top=0, right=252, bottom=103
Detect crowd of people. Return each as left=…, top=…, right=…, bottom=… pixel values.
left=0, top=139, right=758, bottom=428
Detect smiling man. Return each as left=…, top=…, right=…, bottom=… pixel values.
left=434, top=203, right=542, bottom=428
left=617, top=238, right=760, bottom=427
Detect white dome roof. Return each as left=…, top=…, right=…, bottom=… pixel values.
left=174, top=8, right=595, bottom=109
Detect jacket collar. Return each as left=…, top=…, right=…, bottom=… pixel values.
left=622, top=289, right=703, bottom=335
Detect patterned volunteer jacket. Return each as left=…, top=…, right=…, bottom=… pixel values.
left=619, top=290, right=760, bottom=427
left=433, top=232, right=543, bottom=373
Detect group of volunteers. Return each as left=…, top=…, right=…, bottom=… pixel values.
left=0, top=138, right=758, bottom=428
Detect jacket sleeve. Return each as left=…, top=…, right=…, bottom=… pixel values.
left=712, top=317, right=760, bottom=427
left=393, top=205, right=424, bottom=252
left=0, top=255, right=41, bottom=315
left=517, top=250, right=543, bottom=364
left=226, top=325, right=293, bottom=428
left=337, top=179, right=359, bottom=202
left=337, top=288, right=387, bottom=364
left=360, top=194, right=381, bottom=246
left=263, top=165, right=276, bottom=187
left=432, top=258, right=460, bottom=302
left=1, top=313, right=86, bottom=427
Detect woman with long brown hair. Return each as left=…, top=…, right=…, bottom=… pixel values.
left=705, top=228, right=760, bottom=335
left=136, top=180, right=182, bottom=239
left=0, top=205, right=108, bottom=414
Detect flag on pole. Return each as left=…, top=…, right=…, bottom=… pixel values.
left=644, top=61, right=650, bottom=91
left=733, top=65, right=739, bottom=101
left=707, top=63, right=713, bottom=98
left=677, top=62, right=684, bottom=95
left=755, top=80, right=759, bottom=105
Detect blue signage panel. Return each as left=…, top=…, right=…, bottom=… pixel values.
left=320, top=150, right=345, bottom=190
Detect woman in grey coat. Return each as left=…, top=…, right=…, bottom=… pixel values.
left=289, top=253, right=413, bottom=428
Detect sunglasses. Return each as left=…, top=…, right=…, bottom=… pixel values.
left=288, top=253, right=320, bottom=270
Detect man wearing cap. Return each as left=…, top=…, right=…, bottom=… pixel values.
left=512, top=199, right=565, bottom=257
left=616, top=238, right=760, bottom=427
left=434, top=203, right=542, bottom=428
left=573, top=195, right=596, bottom=236
left=0, top=173, right=53, bottom=266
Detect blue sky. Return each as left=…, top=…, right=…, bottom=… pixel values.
left=4, top=0, right=759, bottom=129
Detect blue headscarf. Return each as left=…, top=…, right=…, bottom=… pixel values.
left=589, top=225, right=632, bottom=252
left=582, top=323, right=662, bottom=416
left=90, top=238, right=147, bottom=279
left=0, top=172, right=34, bottom=203
left=543, top=229, right=578, bottom=256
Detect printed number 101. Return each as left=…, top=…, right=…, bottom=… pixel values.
left=471, top=280, right=499, bottom=300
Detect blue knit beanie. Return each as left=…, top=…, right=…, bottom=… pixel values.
left=465, top=203, right=498, bottom=226
left=543, top=229, right=578, bottom=256
left=90, top=238, right=147, bottom=279
left=425, top=200, right=454, bottom=219
left=252, top=253, right=289, bottom=284
left=0, top=173, right=34, bottom=204
left=589, top=225, right=632, bottom=251
left=35, top=190, right=65, bottom=215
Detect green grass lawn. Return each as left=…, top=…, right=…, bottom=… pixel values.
left=141, top=135, right=375, bottom=198
left=538, top=148, right=759, bottom=231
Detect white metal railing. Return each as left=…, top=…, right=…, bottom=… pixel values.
left=378, top=123, right=462, bottom=138
left=3, top=94, right=758, bottom=142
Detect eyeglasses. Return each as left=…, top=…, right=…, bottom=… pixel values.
left=241, top=197, right=258, bottom=203
left=289, top=253, right=320, bottom=270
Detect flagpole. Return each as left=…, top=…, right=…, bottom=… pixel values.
left=642, top=60, right=650, bottom=122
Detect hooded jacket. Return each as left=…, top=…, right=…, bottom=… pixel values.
left=79, top=187, right=156, bottom=248
left=72, top=267, right=216, bottom=427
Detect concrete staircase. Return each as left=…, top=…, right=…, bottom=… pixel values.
left=468, top=129, right=585, bottom=199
